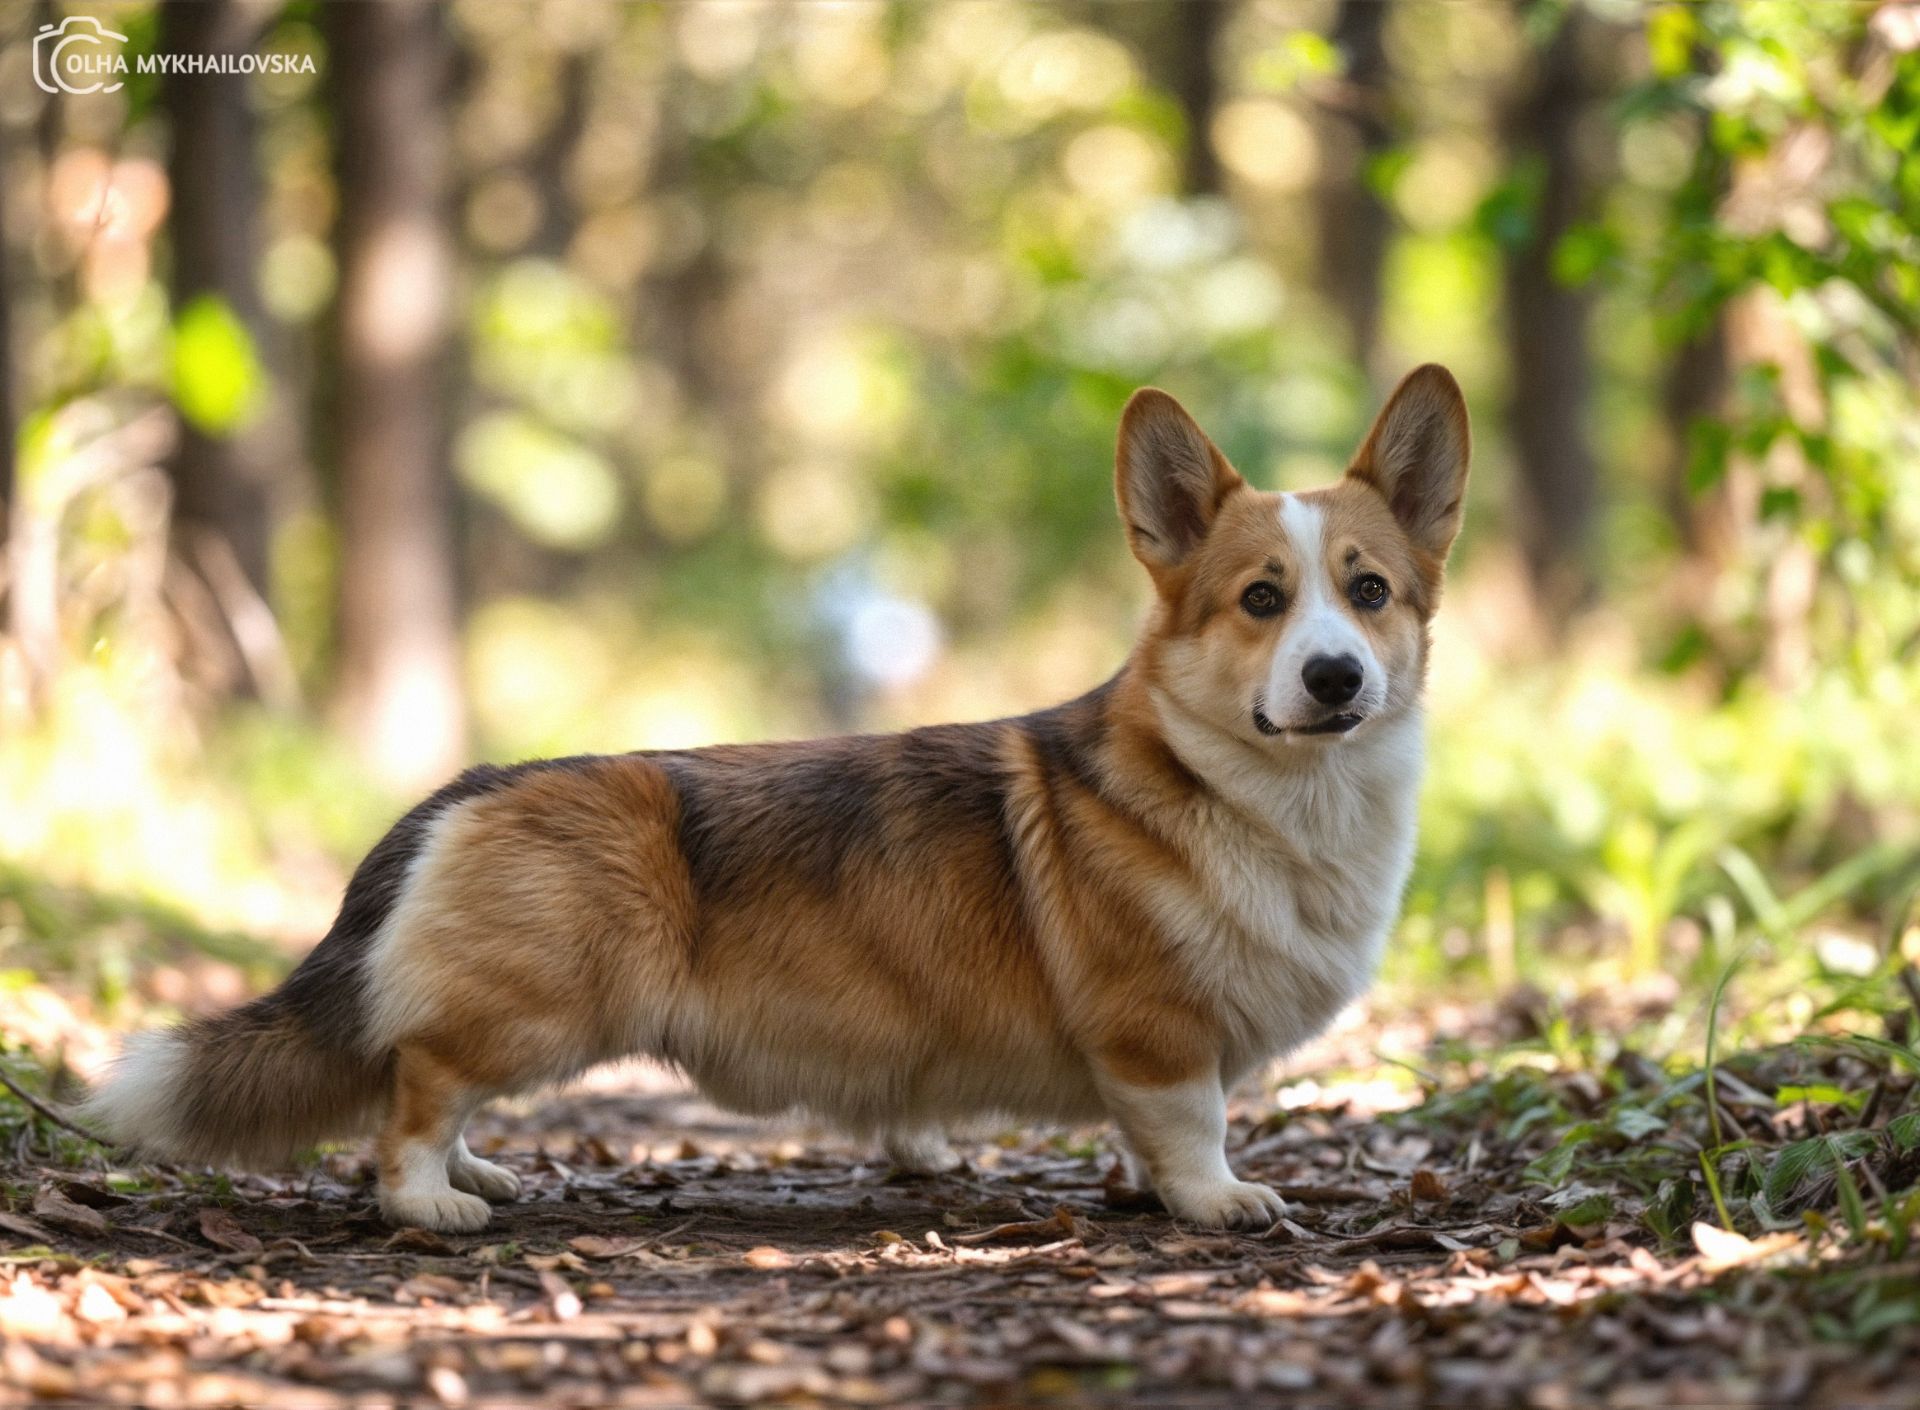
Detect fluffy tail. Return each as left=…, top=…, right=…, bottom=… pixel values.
left=77, top=762, right=534, bottom=1168
left=75, top=993, right=392, bottom=1167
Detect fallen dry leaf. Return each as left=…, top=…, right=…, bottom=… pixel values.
left=524, top=1251, right=589, bottom=1274
left=73, top=1282, right=127, bottom=1325
left=33, top=1184, right=108, bottom=1237
left=1690, top=1222, right=1803, bottom=1272
left=51, top=1179, right=131, bottom=1210
left=567, top=1235, right=652, bottom=1260
left=1411, top=1168, right=1450, bottom=1202
left=197, top=1207, right=263, bottom=1256
left=536, top=1269, right=582, bottom=1320
left=949, top=1205, right=1085, bottom=1245
left=384, top=1226, right=455, bottom=1255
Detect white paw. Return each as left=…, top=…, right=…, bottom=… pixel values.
left=886, top=1133, right=963, bottom=1176
left=449, top=1154, right=522, bottom=1203
left=380, top=1187, right=493, bottom=1232
left=1162, top=1179, right=1286, bottom=1231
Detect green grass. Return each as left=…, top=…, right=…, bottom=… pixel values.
left=0, top=864, right=288, bottom=1014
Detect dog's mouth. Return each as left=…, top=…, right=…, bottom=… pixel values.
left=1297, top=712, right=1363, bottom=736
left=1252, top=702, right=1364, bottom=738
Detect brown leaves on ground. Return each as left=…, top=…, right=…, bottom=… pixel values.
left=196, top=1207, right=264, bottom=1257
left=0, top=1073, right=1915, bottom=1407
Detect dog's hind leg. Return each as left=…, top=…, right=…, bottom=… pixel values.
left=376, top=1044, right=496, bottom=1231
left=885, top=1124, right=962, bottom=1175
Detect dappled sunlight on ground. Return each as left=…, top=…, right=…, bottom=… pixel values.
left=2, top=1048, right=1912, bottom=1407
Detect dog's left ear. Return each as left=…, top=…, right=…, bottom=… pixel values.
left=1115, top=389, right=1245, bottom=577
left=1347, top=364, right=1470, bottom=563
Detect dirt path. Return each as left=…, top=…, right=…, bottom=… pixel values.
left=3, top=1062, right=1915, bottom=1407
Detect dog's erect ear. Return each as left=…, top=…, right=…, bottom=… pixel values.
left=1347, top=364, right=1470, bottom=563
left=1115, top=389, right=1244, bottom=575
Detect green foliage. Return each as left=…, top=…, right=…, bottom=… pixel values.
left=0, top=864, right=283, bottom=1014
left=1762, top=1130, right=1877, bottom=1211
left=1607, top=0, right=1920, bottom=677
left=169, top=296, right=263, bottom=434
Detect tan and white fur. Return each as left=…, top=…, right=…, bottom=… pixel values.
left=82, top=365, right=1470, bottom=1232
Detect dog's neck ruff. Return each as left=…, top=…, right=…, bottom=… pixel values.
left=1143, top=685, right=1425, bottom=843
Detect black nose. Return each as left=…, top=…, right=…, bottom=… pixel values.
left=1302, top=654, right=1363, bottom=706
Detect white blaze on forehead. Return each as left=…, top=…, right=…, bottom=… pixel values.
left=1265, top=493, right=1385, bottom=725
left=1278, top=495, right=1329, bottom=606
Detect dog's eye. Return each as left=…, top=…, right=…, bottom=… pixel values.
left=1240, top=582, right=1282, bottom=618
left=1351, top=573, right=1389, bottom=609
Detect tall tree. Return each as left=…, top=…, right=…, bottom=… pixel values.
left=327, top=0, right=466, bottom=789
left=1165, top=0, right=1227, bottom=196
left=7, top=5, right=58, bottom=701
left=1658, top=84, right=1732, bottom=563
left=162, top=0, right=269, bottom=587
left=0, top=100, right=29, bottom=700
left=161, top=0, right=293, bottom=703
left=0, top=104, right=13, bottom=534
left=531, top=50, right=592, bottom=259
left=1316, top=0, right=1394, bottom=379
left=1104, top=0, right=1227, bottom=195
left=1499, top=2, right=1600, bottom=622
left=1661, top=315, right=1729, bottom=550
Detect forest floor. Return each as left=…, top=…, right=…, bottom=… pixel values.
left=4, top=988, right=1920, bottom=1407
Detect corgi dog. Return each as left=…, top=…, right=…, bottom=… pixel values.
left=82, top=365, right=1469, bottom=1232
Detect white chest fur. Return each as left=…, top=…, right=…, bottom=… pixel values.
left=1147, top=699, right=1424, bottom=1074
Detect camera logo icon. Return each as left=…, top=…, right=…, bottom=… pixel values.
left=33, top=16, right=130, bottom=97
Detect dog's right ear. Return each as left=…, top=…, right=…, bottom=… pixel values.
left=1115, top=389, right=1244, bottom=577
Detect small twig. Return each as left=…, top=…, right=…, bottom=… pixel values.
left=1701, top=1081, right=1754, bottom=1144
left=1859, top=1074, right=1889, bottom=1130
left=1712, top=1069, right=1778, bottom=1108
left=121, top=1223, right=202, bottom=1251
left=0, top=1064, right=109, bottom=1148
left=1898, top=965, right=1920, bottom=1032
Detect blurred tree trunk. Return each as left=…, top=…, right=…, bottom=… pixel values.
left=644, top=57, right=754, bottom=526
left=161, top=0, right=298, bottom=705
left=1103, top=0, right=1226, bottom=195
left=532, top=50, right=591, bottom=258
left=8, top=6, right=60, bottom=701
left=0, top=113, right=13, bottom=532
left=1661, top=317, right=1728, bottom=547
left=0, top=107, right=24, bottom=690
left=1660, top=103, right=1732, bottom=560
left=327, top=0, right=467, bottom=790
left=1316, top=0, right=1393, bottom=380
left=1166, top=0, right=1226, bottom=195
left=1500, top=3, right=1599, bottom=624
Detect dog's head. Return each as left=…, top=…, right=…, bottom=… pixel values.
left=1116, top=365, right=1469, bottom=748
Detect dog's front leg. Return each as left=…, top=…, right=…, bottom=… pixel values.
left=1096, top=1071, right=1284, bottom=1230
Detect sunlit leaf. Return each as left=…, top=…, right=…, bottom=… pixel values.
left=1647, top=5, right=1698, bottom=79
left=1773, top=1084, right=1865, bottom=1111
left=170, top=296, right=263, bottom=434
left=455, top=412, right=622, bottom=552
